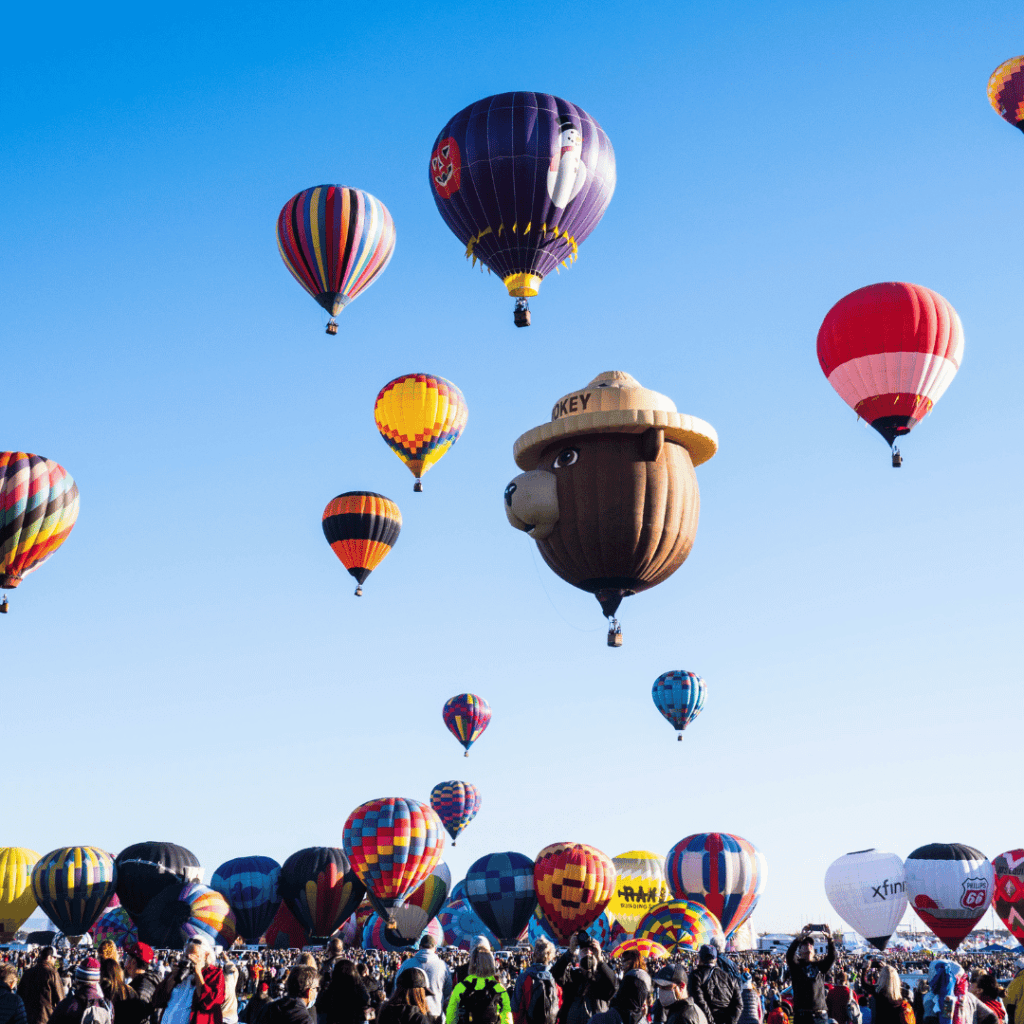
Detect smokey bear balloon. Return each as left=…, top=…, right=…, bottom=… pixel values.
left=505, top=371, right=716, bottom=644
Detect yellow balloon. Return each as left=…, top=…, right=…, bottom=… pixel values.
left=0, top=847, right=40, bottom=940
left=374, top=374, right=468, bottom=491
left=608, top=850, right=671, bottom=932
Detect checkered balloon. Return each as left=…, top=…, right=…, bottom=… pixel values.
left=465, top=851, right=536, bottom=945
left=533, top=842, right=616, bottom=943
left=343, top=797, right=445, bottom=907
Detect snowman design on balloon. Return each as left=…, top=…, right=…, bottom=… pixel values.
left=547, top=117, right=588, bottom=208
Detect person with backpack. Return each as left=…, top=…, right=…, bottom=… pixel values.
left=688, top=946, right=741, bottom=1024
left=510, top=940, right=561, bottom=1024
left=48, top=960, right=112, bottom=1024
left=444, top=949, right=511, bottom=1024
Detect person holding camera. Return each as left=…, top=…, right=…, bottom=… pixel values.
left=784, top=926, right=835, bottom=1024
left=550, top=932, right=617, bottom=1024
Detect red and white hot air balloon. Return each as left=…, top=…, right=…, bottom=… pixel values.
left=817, top=282, right=964, bottom=466
left=904, top=843, right=993, bottom=951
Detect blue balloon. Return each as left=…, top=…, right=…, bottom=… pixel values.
left=438, top=897, right=499, bottom=950
left=210, top=856, right=282, bottom=944
left=652, top=671, right=706, bottom=738
left=528, top=905, right=614, bottom=950
left=465, top=852, right=537, bottom=946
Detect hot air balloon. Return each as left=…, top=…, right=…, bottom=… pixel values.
left=438, top=897, right=499, bottom=951
left=430, top=93, right=616, bottom=327
left=31, top=847, right=117, bottom=939
left=988, top=57, right=1024, bottom=133
left=277, top=185, right=396, bottom=334
left=992, top=850, right=1024, bottom=944
left=210, top=856, right=282, bottom=945
left=905, top=843, right=994, bottom=951
left=823, top=849, right=907, bottom=951
left=278, top=848, right=365, bottom=942
left=264, top=899, right=308, bottom=949
left=442, top=694, right=491, bottom=756
left=374, top=375, right=468, bottom=492
left=90, top=904, right=137, bottom=947
left=533, top=843, right=616, bottom=943
left=363, top=912, right=444, bottom=951
left=465, top=852, right=537, bottom=947
left=343, top=797, right=445, bottom=909
left=387, top=862, right=451, bottom=943
left=430, top=781, right=481, bottom=845
left=817, top=283, right=964, bottom=467
left=115, top=842, right=202, bottom=921
left=608, top=851, right=671, bottom=933
left=137, top=881, right=237, bottom=949
left=505, top=372, right=717, bottom=645
left=1, top=452, right=80, bottom=608
left=0, top=848, right=39, bottom=941
left=665, top=833, right=766, bottom=938
left=611, top=937, right=669, bottom=960
left=322, top=491, right=401, bottom=596
left=652, top=672, right=707, bottom=740
left=635, top=899, right=725, bottom=955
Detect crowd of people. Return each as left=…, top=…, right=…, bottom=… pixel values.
left=0, top=924, right=1020, bottom=1024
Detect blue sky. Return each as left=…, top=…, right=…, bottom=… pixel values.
left=3, top=0, right=1021, bottom=937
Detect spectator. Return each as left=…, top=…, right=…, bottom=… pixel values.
left=268, top=966, right=320, bottom=1024
left=379, top=969, right=434, bottom=1024
left=511, top=939, right=561, bottom=1024
left=396, top=938, right=452, bottom=1020
left=49, top=959, right=110, bottom=1024
left=784, top=928, right=835, bottom=1024
left=651, top=965, right=706, bottom=1024
left=446, top=948, right=511, bottom=1024
left=320, top=962, right=370, bottom=1024
left=1, top=965, right=28, bottom=1024
left=153, top=938, right=226, bottom=1024
left=688, top=946, right=741, bottom=1024
left=18, top=949, right=65, bottom=1024
left=551, top=934, right=616, bottom=1024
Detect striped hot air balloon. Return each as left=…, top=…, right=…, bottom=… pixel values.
left=817, top=283, right=964, bottom=466
left=210, top=856, right=282, bottom=945
left=322, top=492, right=401, bottom=596
left=611, top=937, right=669, bottom=960
left=430, top=781, right=481, bottom=845
left=31, top=846, right=117, bottom=938
left=388, top=862, right=451, bottom=943
left=278, top=848, right=365, bottom=943
left=988, top=57, right=1024, bottom=133
left=1, top=452, right=80, bottom=604
left=533, top=843, right=616, bottom=944
left=277, top=185, right=396, bottom=334
left=634, top=898, right=724, bottom=955
left=375, top=374, right=468, bottom=491
left=442, top=693, right=491, bottom=756
left=137, top=881, right=237, bottom=949
left=0, top=848, right=39, bottom=941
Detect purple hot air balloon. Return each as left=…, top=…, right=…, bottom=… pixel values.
left=429, top=92, right=616, bottom=327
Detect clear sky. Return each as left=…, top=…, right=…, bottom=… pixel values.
left=3, top=0, right=1021, bottom=937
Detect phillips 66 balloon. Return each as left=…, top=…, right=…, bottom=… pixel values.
left=824, top=849, right=907, bottom=951
left=652, top=671, right=707, bottom=740
left=991, top=850, right=1024, bottom=944
left=277, top=185, right=396, bottom=334
left=322, top=492, right=402, bottom=597
left=429, top=781, right=481, bottom=845
left=443, top=693, right=491, bottom=756
left=343, top=797, right=445, bottom=908
left=666, top=833, right=766, bottom=938
left=374, top=375, right=468, bottom=492
left=905, top=843, right=994, bottom=951
left=429, top=92, right=616, bottom=327
left=988, top=57, right=1024, bottom=133
left=817, top=283, right=964, bottom=466
left=533, top=842, right=616, bottom=943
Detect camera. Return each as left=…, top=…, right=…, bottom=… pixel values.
left=575, top=929, right=592, bottom=947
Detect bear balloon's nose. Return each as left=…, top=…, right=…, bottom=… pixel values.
left=504, top=481, right=517, bottom=507
left=504, top=470, right=559, bottom=540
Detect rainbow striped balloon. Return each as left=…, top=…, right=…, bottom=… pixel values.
left=277, top=185, right=396, bottom=326
left=32, top=846, right=117, bottom=937
left=1, top=452, right=79, bottom=591
left=635, top=898, right=724, bottom=955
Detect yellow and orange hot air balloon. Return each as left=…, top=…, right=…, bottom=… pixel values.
left=374, top=374, right=468, bottom=491
left=322, top=492, right=401, bottom=596
left=533, top=842, right=616, bottom=943
left=989, top=56, right=1024, bottom=134
left=0, top=848, right=40, bottom=941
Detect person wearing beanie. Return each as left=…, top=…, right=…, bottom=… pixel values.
left=688, top=946, right=740, bottom=1024
left=395, top=935, right=452, bottom=1018
left=445, top=948, right=512, bottom=1024
left=152, top=938, right=225, bottom=1024
left=1, top=963, right=29, bottom=1024
left=17, top=948, right=65, bottom=1024
left=48, top=960, right=110, bottom=1024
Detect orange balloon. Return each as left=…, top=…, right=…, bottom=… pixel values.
left=533, top=842, right=616, bottom=943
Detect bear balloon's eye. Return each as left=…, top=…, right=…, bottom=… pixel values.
left=553, top=448, right=579, bottom=469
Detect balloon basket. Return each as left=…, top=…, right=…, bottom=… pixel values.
left=607, top=620, right=623, bottom=647
left=413, top=480, right=423, bottom=492
left=677, top=733, right=682, bottom=742
left=513, top=298, right=531, bottom=328
left=463, top=751, right=468, bottom=758
left=354, top=585, right=363, bottom=597
left=0, top=597, right=7, bottom=614
left=326, top=319, right=339, bottom=335
left=891, top=449, right=902, bottom=468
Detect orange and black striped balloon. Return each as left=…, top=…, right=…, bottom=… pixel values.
left=322, top=492, right=401, bottom=594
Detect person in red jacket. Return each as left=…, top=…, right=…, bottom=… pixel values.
left=154, top=938, right=225, bottom=1024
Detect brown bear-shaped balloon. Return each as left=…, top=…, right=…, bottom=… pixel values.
left=505, top=371, right=717, bottom=643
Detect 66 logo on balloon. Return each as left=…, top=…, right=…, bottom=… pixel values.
left=961, top=877, right=990, bottom=910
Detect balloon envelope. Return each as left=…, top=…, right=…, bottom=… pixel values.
left=210, top=856, right=282, bottom=945
left=363, top=912, right=444, bottom=951
left=115, top=842, right=202, bottom=920
left=442, top=694, right=491, bottom=754
left=279, top=848, right=364, bottom=942
left=0, top=848, right=40, bottom=941
left=533, top=842, right=616, bottom=943
left=90, top=905, right=137, bottom=947
left=824, top=849, right=906, bottom=951
left=438, top=897, right=499, bottom=950
left=991, top=849, right=1024, bottom=944
left=988, top=57, right=1024, bottom=132
left=343, top=797, right=445, bottom=908
left=905, top=843, right=994, bottom=950
left=466, top=852, right=537, bottom=947
left=375, top=375, right=468, bottom=487
left=430, top=93, right=616, bottom=302
left=635, top=898, right=724, bottom=955
left=609, top=851, right=671, bottom=933
left=137, top=881, right=236, bottom=949
left=263, top=899, right=307, bottom=949
left=430, top=781, right=481, bottom=844
left=31, top=847, right=117, bottom=937
left=652, top=672, right=706, bottom=735
left=277, top=185, right=395, bottom=318
left=0, top=452, right=79, bottom=590
left=611, top=937, right=669, bottom=960
left=388, top=862, right=452, bottom=943
left=322, top=492, right=401, bottom=593
left=665, top=833, right=766, bottom=938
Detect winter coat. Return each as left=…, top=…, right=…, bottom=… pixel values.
left=0, top=990, right=28, bottom=1024
left=511, top=964, right=563, bottom=1024
left=738, top=990, right=762, bottom=1024
left=687, top=967, right=741, bottom=1024
left=396, top=953, right=452, bottom=1019
left=377, top=1004, right=436, bottom=1024
left=18, top=965, right=65, bottom=1024
left=550, top=956, right=616, bottom=1024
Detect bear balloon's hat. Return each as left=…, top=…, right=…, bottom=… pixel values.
left=513, top=371, right=718, bottom=470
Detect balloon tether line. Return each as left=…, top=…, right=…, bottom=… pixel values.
left=528, top=543, right=601, bottom=633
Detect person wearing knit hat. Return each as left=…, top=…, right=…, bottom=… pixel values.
left=46, top=960, right=109, bottom=1024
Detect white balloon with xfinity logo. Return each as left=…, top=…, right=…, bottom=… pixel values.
left=824, top=849, right=907, bottom=951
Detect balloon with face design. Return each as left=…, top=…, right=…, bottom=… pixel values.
left=504, top=372, right=717, bottom=639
